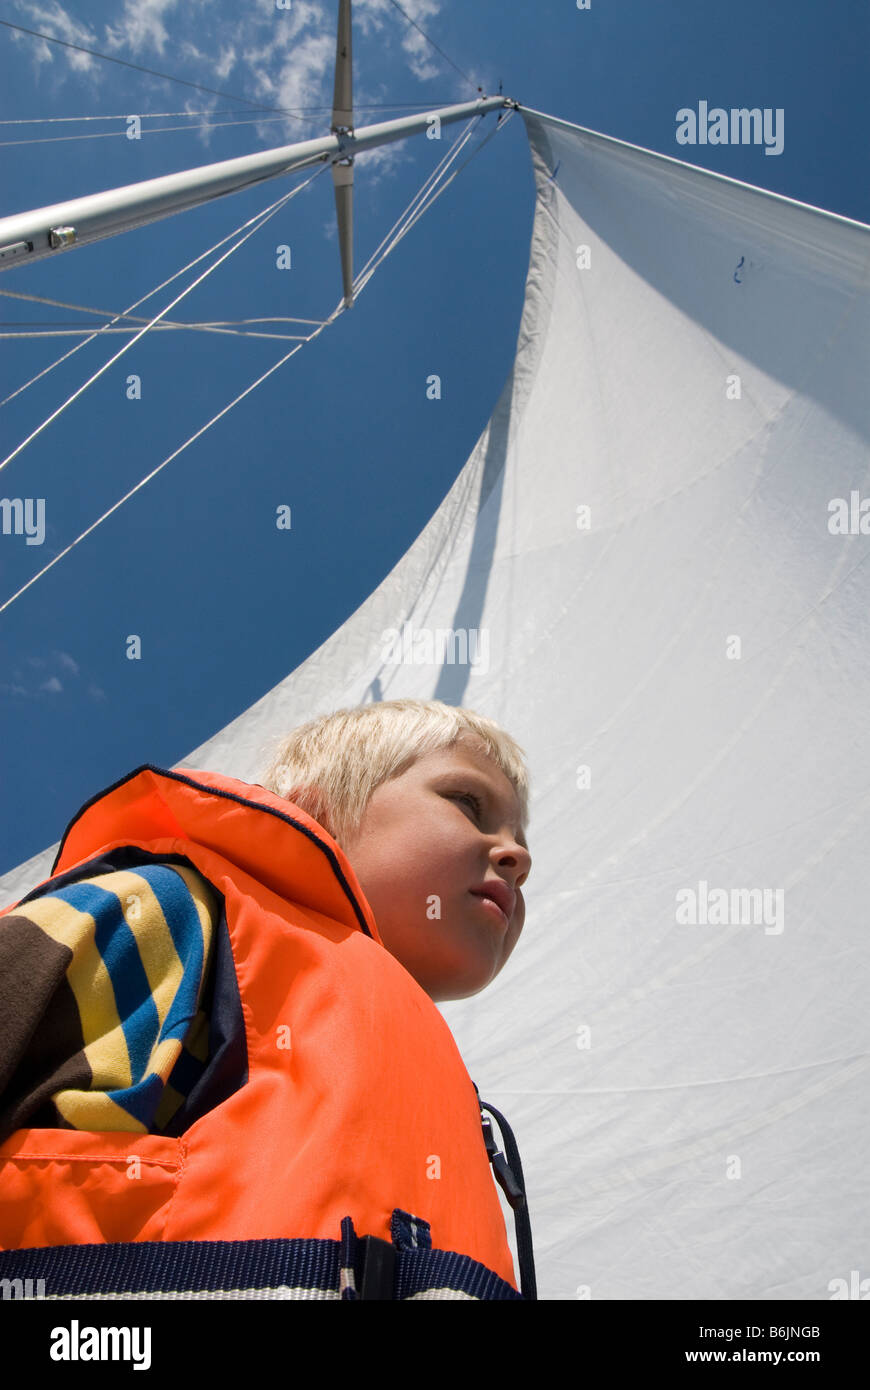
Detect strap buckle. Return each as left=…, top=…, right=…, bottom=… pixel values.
left=480, top=1111, right=525, bottom=1210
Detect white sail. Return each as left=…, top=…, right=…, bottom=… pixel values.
left=3, top=108, right=869, bottom=1299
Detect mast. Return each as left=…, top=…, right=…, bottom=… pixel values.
left=0, top=0, right=513, bottom=302
left=331, top=0, right=355, bottom=306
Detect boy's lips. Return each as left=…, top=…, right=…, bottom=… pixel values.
left=469, top=879, right=515, bottom=925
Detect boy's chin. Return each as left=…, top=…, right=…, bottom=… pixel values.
left=421, top=961, right=499, bottom=1004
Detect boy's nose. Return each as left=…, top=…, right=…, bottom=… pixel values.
left=492, top=841, right=531, bottom=887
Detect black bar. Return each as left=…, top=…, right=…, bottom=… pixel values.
left=358, top=1235, right=396, bottom=1300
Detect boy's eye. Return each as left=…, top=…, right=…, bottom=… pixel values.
left=450, top=791, right=482, bottom=819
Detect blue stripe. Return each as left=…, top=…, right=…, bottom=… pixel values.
left=131, top=865, right=206, bottom=1039
left=53, top=882, right=159, bottom=1083
left=106, top=1072, right=167, bottom=1129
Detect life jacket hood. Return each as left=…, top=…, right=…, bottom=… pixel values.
left=52, top=763, right=384, bottom=946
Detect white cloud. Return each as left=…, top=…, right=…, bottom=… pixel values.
left=10, top=0, right=99, bottom=73
left=278, top=0, right=330, bottom=44
left=240, top=0, right=329, bottom=72
left=178, top=38, right=208, bottom=67
left=9, top=0, right=467, bottom=184
left=5, top=651, right=81, bottom=696
left=273, top=32, right=336, bottom=114
left=104, top=0, right=181, bottom=57
left=354, top=137, right=410, bottom=185
left=394, top=0, right=445, bottom=83
left=214, top=45, right=237, bottom=81
left=354, top=0, right=389, bottom=37
left=355, top=0, right=446, bottom=82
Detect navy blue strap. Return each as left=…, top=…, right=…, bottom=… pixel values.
left=475, top=1086, right=538, bottom=1301
left=0, top=1212, right=523, bottom=1302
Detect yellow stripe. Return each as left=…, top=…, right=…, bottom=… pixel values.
left=184, top=1010, right=209, bottom=1063
left=54, top=1090, right=147, bottom=1133
left=172, top=863, right=218, bottom=967
left=110, top=865, right=216, bottom=1033
left=149, top=1035, right=183, bottom=1083
left=16, top=892, right=131, bottom=1089
left=105, top=869, right=185, bottom=1036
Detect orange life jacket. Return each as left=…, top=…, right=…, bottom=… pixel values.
left=0, top=766, right=532, bottom=1299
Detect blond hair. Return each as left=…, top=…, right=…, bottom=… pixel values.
left=260, top=698, right=529, bottom=849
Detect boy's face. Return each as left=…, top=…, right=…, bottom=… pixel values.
left=340, top=739, right=531, bottom=1002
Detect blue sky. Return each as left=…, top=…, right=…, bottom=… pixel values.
left=0, top=0, right=867, bottom=875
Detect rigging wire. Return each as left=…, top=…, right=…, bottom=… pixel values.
left=0, top=120, right=513, bottom=353
left=354, top=108, right=516, bottom=299
left=0, top=124, right=485, bottom=347
left=0, top=104, right=479, bottom=149
left=0, top=110, right=513, bottom=616
left=385, top=0, right=478, bottom=90
left=0, top=18, right=310, bottom=119
left=0, top=166, right=327, bottom=464
left=0, top=326, right=315, bottom=341
left=0, top=115, right=315, bottom=148
left=0, top=15, right=480, bottom=118
left=0, top=290, right=324, bottom=326
left=0, top=103, right=456, bottom=125
left=0, top=289, right=323, bottom=341
left=0, top=322, right=330, bottom=618
left=0, top=175, right=330, bottom=411
left=352, top=117, right=483, bottom=298
left=0, top=109, right=263, bottom=124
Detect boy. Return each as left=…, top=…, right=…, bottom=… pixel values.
left=0, top=699, right=534, bottom=1299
